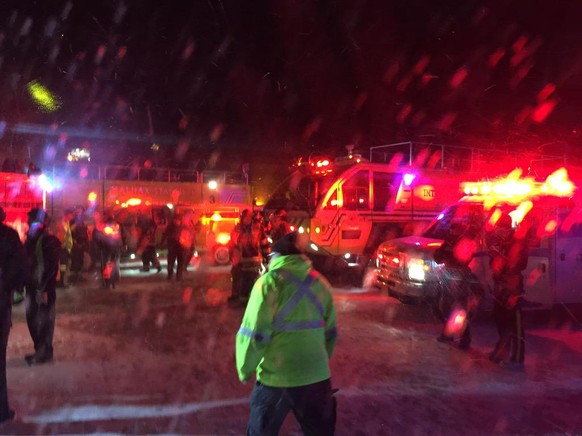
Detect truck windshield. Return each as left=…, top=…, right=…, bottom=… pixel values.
left=422, top=203, right=484, bottom=240
left=264, top=169, right=334, bottom=214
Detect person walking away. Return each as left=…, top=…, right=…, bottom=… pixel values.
left=163, top=214, right=187, bottom=281
left=486, top=213, right=528, bottom=370
left=0, top=207, right=26, bottom=423
left=268, top=208, right=293, bottom=243
left=236, top=232, right=338, bottom=435
left=23, top=208, right=61, bottom=365
left=52, top=209, right=74, bottom=288
left=137, top=215, right=162, bottom=273
left=433, top=221, right=481, bottom=350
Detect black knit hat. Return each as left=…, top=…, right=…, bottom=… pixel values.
left=271, top=231, right=302, bottom=256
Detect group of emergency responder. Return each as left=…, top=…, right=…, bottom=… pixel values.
left=227, top=208, right=293, bottom=306
left=433, top=210, right=529, bottom=370
left=48, top=207, right=127, bottom=289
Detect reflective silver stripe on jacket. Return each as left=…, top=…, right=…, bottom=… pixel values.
left=272, top=270, right=325, bottom=332
left=238, top=326, right=272, bottom=343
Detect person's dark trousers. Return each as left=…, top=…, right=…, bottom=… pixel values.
left=509, top=306, right=525, bottom=364
left=70, top=244, right=85, bottom=280
left=239, top=263, right=260, bottom=300
left=167, top=241, right=185, bottom=279
left=0, top=304, right=12, bottom=423
left=247, top=379, right=336, bottom=436
left=57, top=248, right=70, bottom=287
left=230, top=264, right=242, bottom=299
left=25, top=288, right=56, bottom=360
left=142, top=245, right=160, bottom=270
left=491, top=301, right=514, bottom=361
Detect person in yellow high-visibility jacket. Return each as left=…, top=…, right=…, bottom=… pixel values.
left=236, top=232, right=338, bottom=436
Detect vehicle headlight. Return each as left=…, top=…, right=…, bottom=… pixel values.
left=408, top=258, right=429, bottom=282
left=216, top=233, right=230, bottom=245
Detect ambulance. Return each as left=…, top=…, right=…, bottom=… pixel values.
left=375, top=167, right=581, bottom=309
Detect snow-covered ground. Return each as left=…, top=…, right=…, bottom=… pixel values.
left=2, top=259, right=581, bottom=435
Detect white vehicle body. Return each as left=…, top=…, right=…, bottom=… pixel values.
left=376, top=190, right=582, bottom=309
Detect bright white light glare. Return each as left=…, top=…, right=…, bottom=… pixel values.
left=36, top=174, right=54, bottom=193
left=403, top=173, right=416, bottom=186
left=310, top=243, right=319, bottom=251
left=344, top=253, right=351, bottom=259
left=437, top=213, right=444, bottom=220
left=130, top=253, right=136, bottom=260
left=166, top=203, right=174, bottom=210
left=66, top=148, right=91, bottom=162
left=298, top=226, right=305, bottom=234
left=408, top=259, right=426, bottom=281
left=208, top=180, right=218, bottom=190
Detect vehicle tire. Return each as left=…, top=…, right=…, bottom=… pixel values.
left=214, top=246, right=231, bottom=265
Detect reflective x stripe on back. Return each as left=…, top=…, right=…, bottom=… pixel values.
left=272, top=270, right=325, bottom=331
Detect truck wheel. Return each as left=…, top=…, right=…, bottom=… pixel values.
left=214, top=246, right=231, bottom=265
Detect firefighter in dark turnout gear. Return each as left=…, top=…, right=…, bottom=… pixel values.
left=0, top=207, right=26, bottom=423
left=137, top=216, right=162, bottom=273
left=236, top=232, right=338, bottom=435
left=94, top=213, right=124, bottom=289
left=163, top=213, right=188, bottom=281
left=228, top=210, right=270, bottom=306
left=268, top=208, right=293, bottom=244
left=23, top=208, right=61, bottom=366
left=486, top=213, right=528, bottom=370
left=433, top=221, right=482, bottom=350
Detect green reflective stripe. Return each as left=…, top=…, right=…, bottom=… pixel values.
left=238, top=326, right=271, bottom=343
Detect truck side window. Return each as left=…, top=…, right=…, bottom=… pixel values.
left=373, top=171, right=396, bottom=212
left=342, top=170, right=369, bottom=211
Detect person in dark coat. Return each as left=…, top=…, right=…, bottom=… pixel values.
left=486, top=213, right=529, bottom=370
left=163, top=214, right=187, bottom=281
left=0, top=207, right=26, bottom=423
left=94, top=213, right=124, bottom=288
left=137, top=216, right=162, bottom=273
left=228, top=210, right=270, bottom=306
left=23, top=208, right=61, bottom=366
left=268, top=208, right=293, bottom=243
left=433, top=221, right=481, bottom=350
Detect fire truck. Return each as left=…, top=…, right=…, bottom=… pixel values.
left=0, top=171, right=48, bottom=240
left=263, top=143, right=553, bottom=283
left=45, top=164, right=252, bottom=255
left=375, top=167, right=582, bottom=308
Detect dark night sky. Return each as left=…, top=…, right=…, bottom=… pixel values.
left=1, top=0, right=582, bottom=172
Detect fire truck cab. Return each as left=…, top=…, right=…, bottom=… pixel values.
left=375, top=168, right=581, bottom=309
